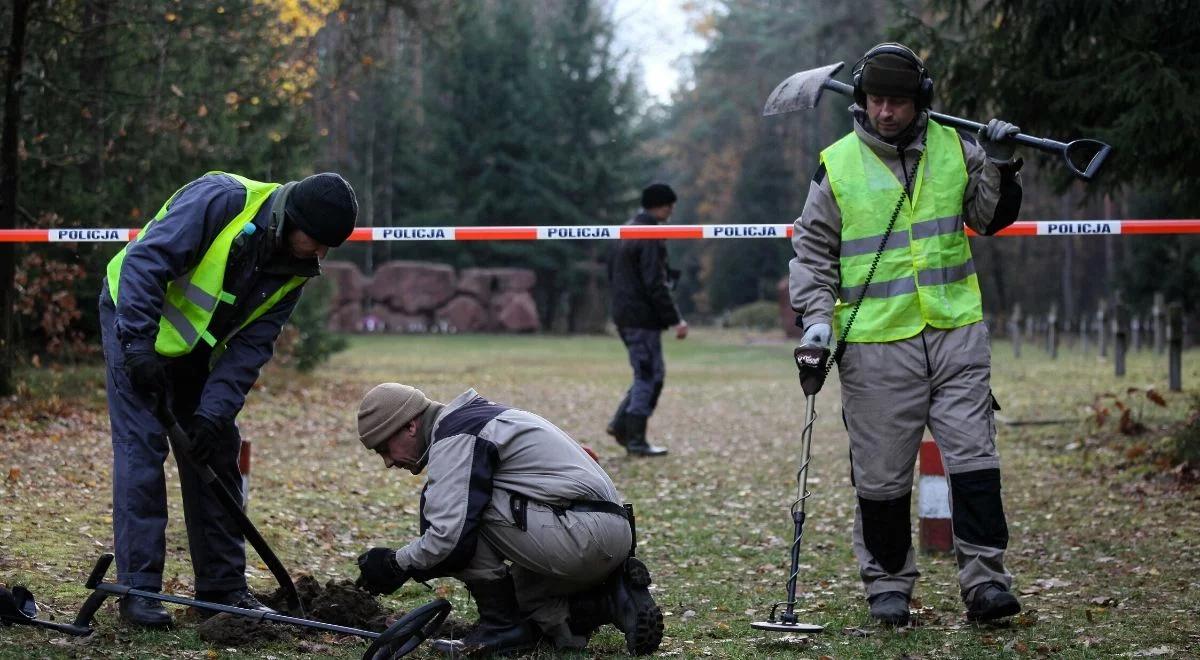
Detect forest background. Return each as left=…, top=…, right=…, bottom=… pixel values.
left=2, top=0, right=1198, bottom=394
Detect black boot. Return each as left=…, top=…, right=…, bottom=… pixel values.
left=624, top=415, right=668, bottom=457
left=966, top=582, right=1021, bottom=622
left=118, top=593, right=173, bottom=628
left=430, top=575, right=541, bottom=657
left=194, top=588, right=278, bottom=619
left=607, top=557, right=664, bottom=655
left=607, top=396, right=630, bottom=447
left=868, top=591, right=911, bottom=626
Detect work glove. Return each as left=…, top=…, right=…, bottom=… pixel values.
left=356, top=547, right=410, bottom=595
left=123, top=346, right=167, bottom=401
left=183, top=415, right=224, bottom=466
left=800, top=322, right=831, bottom=350
left=977, top=118, right=1020, bottom=163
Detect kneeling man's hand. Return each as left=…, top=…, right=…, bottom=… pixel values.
left=356, top=547, right=410, bottom=595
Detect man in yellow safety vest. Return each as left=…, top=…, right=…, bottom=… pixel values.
left=99, top=171, right=357, bottom=627
left=788, top=43, right=1023, bottom=626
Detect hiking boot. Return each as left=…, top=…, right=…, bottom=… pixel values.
left=606, top=420, right=628, bottom=447
left=607, top=401, right=629, bottom=447
left=429, top=575, right=542, bottom=657
left=624, top=415, right=668, bottom=458
left=608, top=557, right=664, bottom=655
left=966, top=582, right=1021, bottom=622
left=118, top=593, right=173, bottom=628
left=194, top=589, right=277, bottom=618
left=868, top=591, right=911, bottom=626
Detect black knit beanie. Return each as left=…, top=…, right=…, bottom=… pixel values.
left=860, top=52, right=923, bottom=99
left=285, top=173, right=358, bottom=247
left=641, top=183, right=677, bottom=210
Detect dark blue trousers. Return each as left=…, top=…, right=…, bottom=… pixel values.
left=616, top=326, right=666, bottom=418
left=100, top=298, right=246, bottom=592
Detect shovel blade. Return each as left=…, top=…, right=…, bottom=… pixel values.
left=763, top=62, right=844, bottom=116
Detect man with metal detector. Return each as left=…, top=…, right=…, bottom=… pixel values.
left=99, top=171, right=358, bottom=627
left=606, top=182, right=688, bottom=457
left=353, top=383, right=664, bottom=656
left=788, top=43, right=1023, bottom=626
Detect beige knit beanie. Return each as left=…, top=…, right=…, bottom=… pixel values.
left=357, top=383, right=432, bottom=450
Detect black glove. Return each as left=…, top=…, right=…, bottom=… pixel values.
left=794, top=345, right=831, bottom=397
left=184, top=415, right=224, bottom=466
left=123, top=347, right=167, bottom=400
left=356, top=547, right=409, bottom=595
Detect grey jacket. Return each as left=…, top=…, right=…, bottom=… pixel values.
left=394, top=389, right=622, bottom=577
left=788, top=107, right=1022, bottom=331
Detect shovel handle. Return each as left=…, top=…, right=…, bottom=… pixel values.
left=1064, top=139, right=1111, bottom=181
left=153, top=401, right=306, bottom=617
left=928, top=111, right=1111, bottom=181
left=803, top=71, right=1112, bottom=181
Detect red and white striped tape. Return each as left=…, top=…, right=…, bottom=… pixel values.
left=2, top=219, right=1199, bottom=243
left=918, top=437, right=953, bottom=554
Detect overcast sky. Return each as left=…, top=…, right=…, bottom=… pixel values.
left=607, top=0, right=711, bottom=105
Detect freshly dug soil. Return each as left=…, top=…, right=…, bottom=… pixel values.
left=195, top=575, right=391, bottom=647
left=196, top=575, right=468, bottom=651
left=196, top=612, right=291, bottom=645
left=261, top=574, right=392, bottom=631
left=432, top=614, right=475, bottom=640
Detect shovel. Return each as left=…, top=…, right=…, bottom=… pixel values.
left=155, top=401, right=305, bottom=616
left=764, top=61, right=1111, bottom=181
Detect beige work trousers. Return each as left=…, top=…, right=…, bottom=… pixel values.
left=451, top=489, right=631, bottom=646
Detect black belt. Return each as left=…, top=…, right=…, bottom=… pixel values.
left=563, top=499, right=629, bottom=518
left=508, top=493, right=627, bottom=531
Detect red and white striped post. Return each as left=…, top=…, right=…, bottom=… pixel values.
left=918, top=437, right=953, bottom=553
left=238, top=439, right=252, bottom=509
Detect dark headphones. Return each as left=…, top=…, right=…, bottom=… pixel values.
left=851, top=42, right=934, bottom=110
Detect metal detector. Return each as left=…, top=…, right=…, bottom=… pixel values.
left=749, top=346, right=829, bottom=634
left=763, top=61, right=1112, bottom=181
left=4, top=554, right=451, bottom=660
left=0, top=584, right=94, bottom=636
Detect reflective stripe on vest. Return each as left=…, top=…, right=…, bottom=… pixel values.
left=106, top=171, right=306, bottom=356
left=824, top=120, right=981, bottom=343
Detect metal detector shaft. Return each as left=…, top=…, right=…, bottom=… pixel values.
left=108, top=584, right=381, bottom=638
left=763, top=62, right=1111, bottom=181
left=68, top=553, right=453, bottom=660
left=781, top=392, right=817, bottom=620
left=749, top=386, right=823, bottom=634
left=156, top=404, right=304, bottom=616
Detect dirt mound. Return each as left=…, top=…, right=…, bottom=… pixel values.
left=260, top=574, right=392, bottom=631
left=433, top=614, right=475, bottom=640
left=193, top=575, right=464, bottom=652
left=196, top=612, right=291, bottom=645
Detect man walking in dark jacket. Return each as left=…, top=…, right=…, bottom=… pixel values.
left=100, top=171, right=357, bottom=627
left=606, top=183, right=688, bottom=457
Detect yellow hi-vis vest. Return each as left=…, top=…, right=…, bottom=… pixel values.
left=106, top=172, right=308, bottom=358
left=824, top=119, right=981, bottom=343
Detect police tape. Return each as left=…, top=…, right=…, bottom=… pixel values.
left=2, top=219, right=1199, bottom=243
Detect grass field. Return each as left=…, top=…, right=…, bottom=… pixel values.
left=1, top=328, right=1198, bottom=658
